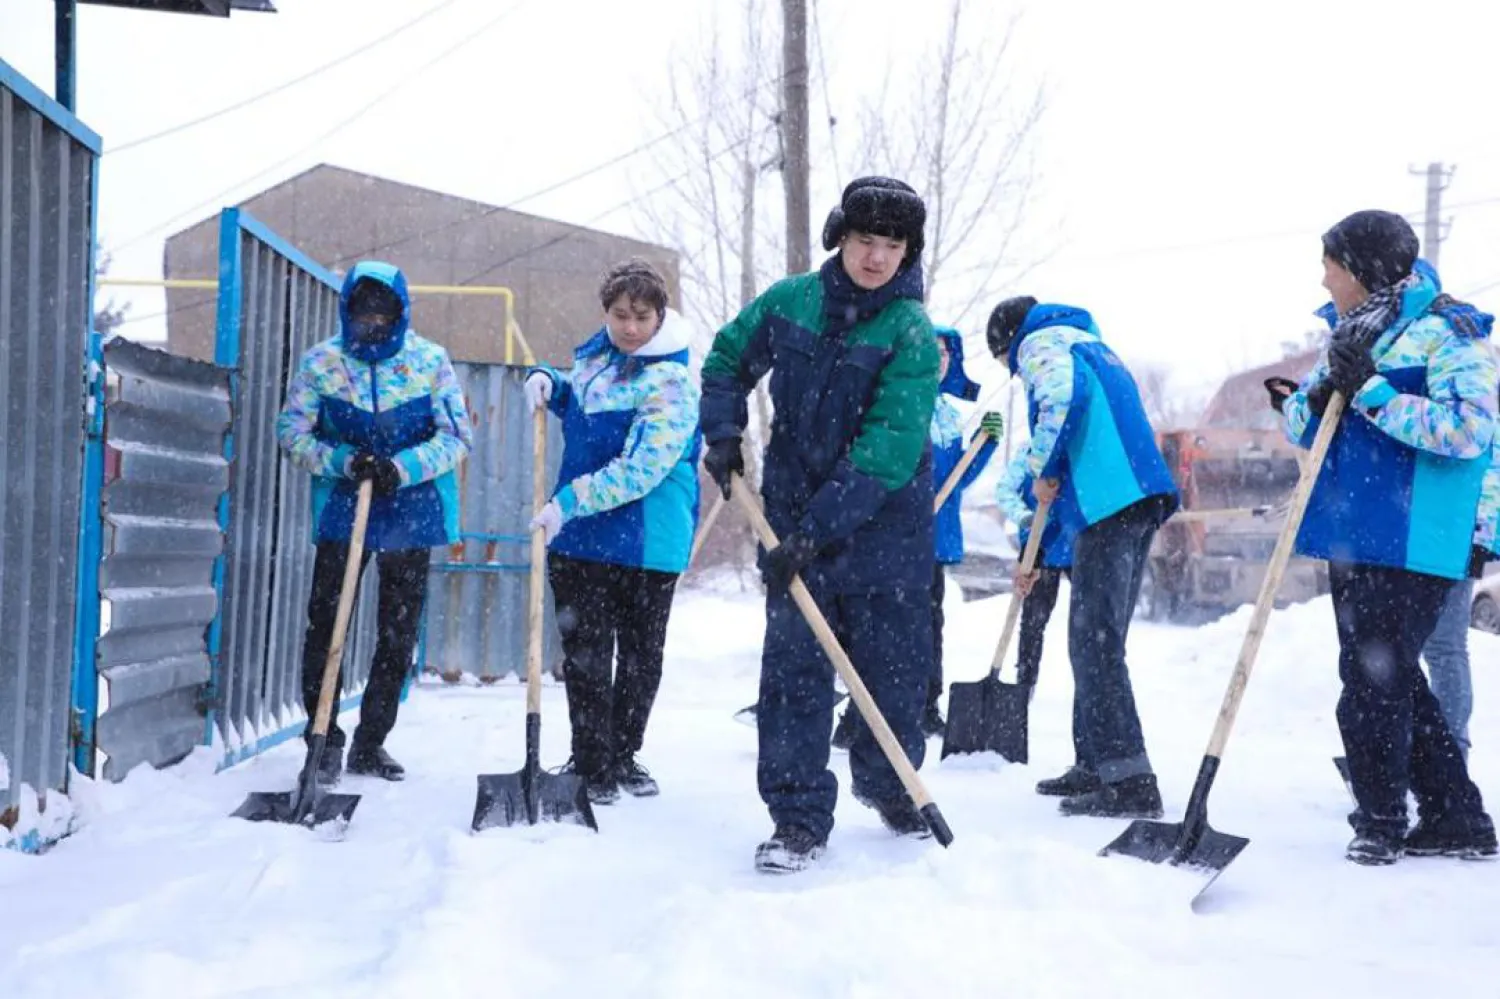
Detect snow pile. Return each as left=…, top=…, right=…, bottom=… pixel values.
left=1, top=588, right=1497, bottom=997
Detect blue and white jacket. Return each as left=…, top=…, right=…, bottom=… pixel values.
left=532, top=309, right=702, bottom=574
left=1007, top=304, right=1179, bottom=537
left=277, top=262, right=472, bottom=551
left=1283, top=267, right=1498, bottom=579
left=996, top=451, right=1075, bottom=569
left=932, top=326, right=996, bottom=565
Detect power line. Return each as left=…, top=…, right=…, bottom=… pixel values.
left=810, top=0, right=841, bottom=190
left=104, top=0, right=531, bottom=257
left=107, top=0, right=466, bottom=156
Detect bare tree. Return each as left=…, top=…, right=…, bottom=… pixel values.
left=852, top=0, right=1048, bottom=328
left=94, top=246, right=130, bottom=337
left=1136, top=363, right=1205, bottom=431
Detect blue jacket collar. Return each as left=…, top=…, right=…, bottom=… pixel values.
left=935, top=325, right=981, bottom=400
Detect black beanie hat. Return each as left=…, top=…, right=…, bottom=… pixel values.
left=986, top=295, right=1038, bottom=359
left=821, top=176, right=926, bottom=261
left=1321, top=210, right=1420, bottom=294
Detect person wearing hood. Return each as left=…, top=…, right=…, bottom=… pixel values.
left=699, top=176, right=940, bottom=873
left=277, top=261, right=473, bottom=783
left=986, top=296, right=1179, bottom=820
left=524, top=259, right=701, bottom=806
left=1272, top=210, right=1498, bottom=864
left=1271, top=257, right=1486, bottom=766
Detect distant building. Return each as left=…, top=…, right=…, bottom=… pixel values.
left=162, top=164, right=680, bottom=366
left=1198, top=347, right=1320, bottom=430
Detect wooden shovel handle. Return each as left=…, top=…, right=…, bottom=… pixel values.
left=1204, top=393, right=1345, bottom=759
left=933, top=432, right=992, bottom=513
left=527, top=406, right=547, bottom=716
left=688, top=493, right=727, bottom=567
left=732, top=476, right=939, bottom=811
left=310, top=479, right=373, bottom=738
left=989, top=496, right=1053, bottom=675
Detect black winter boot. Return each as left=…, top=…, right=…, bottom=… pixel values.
left=346, top=744, right=405, bottom=781
left=561, top=759, right=619, bottom=805
left=1346, top=830, right=1404, bottom=866
left=854, top=788, right=932, bottom=839
left=1035, top=765, right=1101, bottom=797
left=755, top=824, right=827, bottom=874
left=1405, top=812, right=1499, bottom=859
left=615, top=755, right=659, bottom=797
left=1059, top=774, right=1163, bottom=819
left=919, top=703, right=946, bottom=738
left=314, top=742, right=343, bottom=787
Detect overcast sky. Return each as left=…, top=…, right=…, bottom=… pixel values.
left=6, top=0, right=1500, bottom=404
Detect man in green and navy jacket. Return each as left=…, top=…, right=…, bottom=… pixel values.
left=699, top=177, right=939, bottom=874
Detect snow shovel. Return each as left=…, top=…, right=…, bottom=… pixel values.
left=731, top=475, right=954, bottom=846
left=1100, top=393, right=1346, bottom=900
left=472, top=407, right=596, bottom=833
left=734, top=447, right=986, bottom=730
left=231, top=480, right=372, bottom=830
left=940, top=497, right=1054, bottom=763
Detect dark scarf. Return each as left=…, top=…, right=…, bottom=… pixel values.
left=1328, top=274, right=1411, bottom=352
left=820, top=256, right=925, bottom=339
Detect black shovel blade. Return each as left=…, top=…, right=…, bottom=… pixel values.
left=231, top=788, right=361, bottom=829
left=472, top=768, right=597, bottom=832
left=940, top=673, right=1029, bottom=763
left=1333, top=756, right=1356, bottom=802
left=1101, top=817, right=1249, bottom=873
left=732, top=703, right=759, bottom=727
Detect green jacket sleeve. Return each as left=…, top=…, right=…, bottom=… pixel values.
left=699, top=284, right=782, bottom=444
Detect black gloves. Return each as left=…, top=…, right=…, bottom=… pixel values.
left=703, top=437, right=744, bottom=500
left=761, top=532, right=820, bottom=588
left=1305, top=379, right=1335, bottom=418
left=349, top=451, right=403, bottom=497
left=1263, top=376, right=1298, bottom=414
left=1328, top=340, right=1378, bottom=398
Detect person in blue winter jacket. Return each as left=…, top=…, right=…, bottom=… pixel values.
left=277, top=261, right=473, bottom=783
left=524, top=259, right=701, bottom=806
left=1269, top=211, right=1498, bottom=864
left=830, top=324, right=1001, bottom=747
left=995, top=449, right=1074, bottom=694
left=986, top=296, right=1179, bottom=819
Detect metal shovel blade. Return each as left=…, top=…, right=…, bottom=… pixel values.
left=1101, top=816, right=1249, bottom=873
left=232, top=788, right=362, bottom=829
left=940, top=673, right=1030, bottom=762
left=472, top=766, right=596, bottom=832
left=1333, top=756, right=1356, bottom=802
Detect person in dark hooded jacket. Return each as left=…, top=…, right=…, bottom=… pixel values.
left=987, top=296, right=1178, bottom=819
left=277, top=261, right=472, bottom=783
left=700, top=177, right=940, bottom=874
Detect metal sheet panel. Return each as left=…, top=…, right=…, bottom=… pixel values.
left=0, top=69, right=94, bottom=819
left=94, top=339, right=230, bottom=778
left=421, top=363, right=563, bottom=683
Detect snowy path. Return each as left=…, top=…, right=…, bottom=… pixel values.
left=3, top=583, right=1499, bottom=998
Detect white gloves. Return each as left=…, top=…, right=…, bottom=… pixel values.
left=529, top=500, right=564, bottom=544
left=524, top=371, right=553, bottom=411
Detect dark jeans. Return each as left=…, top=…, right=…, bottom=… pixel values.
left=548, top=553, right=679, bottom=777
left=300, top=543, right=429, bottom=751
left=1068, top=502, right=1158, bottom=783
left=1329, top=562, right=1486, bottom=837
left=927, top=562, right=947, bottom=711
left=759, top=582, right=930, bottom=841
left=1017, top=566, right=1064, bottom=687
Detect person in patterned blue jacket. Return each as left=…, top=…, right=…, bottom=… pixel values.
left=1272, top=210, right=1498, bottom=864
left=995, top=449, right=1074, bottom=694
left=277, top=261, right=473, bottom=783
left=986, top=296, right=1178, bottom=819
left=525, top=259, right=701, bottom=805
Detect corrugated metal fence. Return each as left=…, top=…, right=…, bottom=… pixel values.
left=422, top=364, right=563, bottom=682
left=0, top=60, right=100, bottom=827
left=94, top=339, right=229, bottom=779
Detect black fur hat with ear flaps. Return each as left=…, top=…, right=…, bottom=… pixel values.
left=820, top=177, right=926, bottom=262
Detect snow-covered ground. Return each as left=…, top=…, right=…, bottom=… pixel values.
left=3, top=580, right=1499, bottom=998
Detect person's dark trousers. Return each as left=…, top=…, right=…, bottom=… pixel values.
left=300, top=543, right=430, bottom=752
left=547, top=552, right=679, bottom=778
left=926, top=562, right=948, bottom=712
left=1068, top=501, right=1159, bottom=783
left=1016, top=566, right=1063, bottom=688
left=759, top=581, right=931, bottom=841
left=1329, top=562, right=1487, bottom=838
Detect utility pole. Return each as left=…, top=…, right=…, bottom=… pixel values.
left=781, top=0, right=812, bottom=274
left=1409, top=161, right=1455, bottom=267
